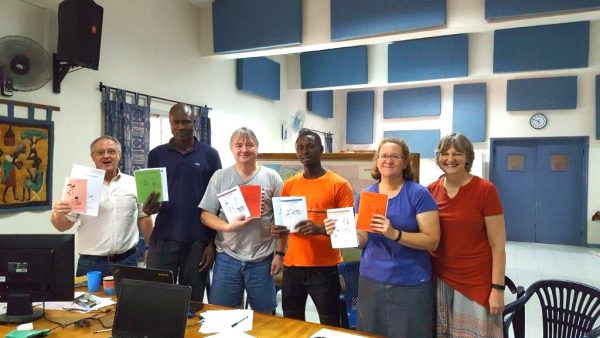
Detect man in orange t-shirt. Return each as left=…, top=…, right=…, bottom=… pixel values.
left=271, top=130, right=354, bottom=326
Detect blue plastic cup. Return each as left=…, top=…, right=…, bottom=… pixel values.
left=87, top=271, right=102, bottom=292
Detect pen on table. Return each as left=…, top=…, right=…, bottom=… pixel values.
left=231, top=315, right=248, bottom=327
left=93, top=328, right=112, bottom=334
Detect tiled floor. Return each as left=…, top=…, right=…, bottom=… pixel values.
left=504, top=241, right=600, bottom=337
left=273, top=241, right=600, bottom=336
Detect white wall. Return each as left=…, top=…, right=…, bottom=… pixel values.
left=1, top=0, right=599, bottom=244
left=0, top=0, right=330, bottom=234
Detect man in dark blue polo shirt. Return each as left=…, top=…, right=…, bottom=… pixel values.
left=146, top=103, right=221, bottom=311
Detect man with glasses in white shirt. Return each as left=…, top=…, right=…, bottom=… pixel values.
left=50, top=135, right=156, bottom=277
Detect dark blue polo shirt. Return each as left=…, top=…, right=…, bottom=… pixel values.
left=147, top=138, right=221, bottom=242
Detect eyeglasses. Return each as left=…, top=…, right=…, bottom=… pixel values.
left=377, top=154, right=403, bottom=161
left=92, top=149, right=119, bottom=156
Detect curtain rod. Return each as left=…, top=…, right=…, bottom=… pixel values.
left=98, top=82, right=212, bottom=111
left=302, top=127, right=333, bottom=137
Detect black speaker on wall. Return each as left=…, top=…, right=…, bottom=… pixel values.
left=57, top=0, right=103, bottom=70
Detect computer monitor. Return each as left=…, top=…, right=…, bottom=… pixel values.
left=0, top=234, right=74, bottom=324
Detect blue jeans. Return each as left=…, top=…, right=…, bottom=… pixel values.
left=209, top=252, right=276, bottom=313
left=76, top=250, right=139, bottom=278
left=282, top=266, right=341, bottom=327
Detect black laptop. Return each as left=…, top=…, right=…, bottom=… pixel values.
left=112, top=279, right=191, bottom=338
left=111, top=264, right=174, bottom=296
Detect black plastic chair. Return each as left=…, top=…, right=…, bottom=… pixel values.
left=503, top=276, right=525, bottom=338
left=503, top=279, right=600, bottom=338
left=338, top=261, right=360, bottom=330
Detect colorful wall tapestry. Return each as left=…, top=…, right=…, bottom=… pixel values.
left=0, top=116, right=53, bottom=213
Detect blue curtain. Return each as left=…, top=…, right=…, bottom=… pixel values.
left=102, top=88, right=151, bottom=175
left=324, top=133, right=333, bottom=153
left=193, top=105, right=211, bottom=145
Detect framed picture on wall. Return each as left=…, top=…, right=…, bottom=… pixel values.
left=0, top=116, right=53, bottom=213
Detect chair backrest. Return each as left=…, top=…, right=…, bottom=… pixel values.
left=338, top=261, right=360, bottom=330
left=505, top=279, right=600, bottom=338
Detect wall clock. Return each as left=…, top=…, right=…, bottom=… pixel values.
left=529, top=113, right=548, bottom=129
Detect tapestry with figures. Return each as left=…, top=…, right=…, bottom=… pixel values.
left=0, top=116, right=53, bottom=213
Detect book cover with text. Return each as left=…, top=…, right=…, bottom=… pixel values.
left=62, top=177, right=87, bottom=214
left=356, top=191, right=388, bottom=232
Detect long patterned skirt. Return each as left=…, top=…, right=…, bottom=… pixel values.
left=435, top=278, right=502, bottom=338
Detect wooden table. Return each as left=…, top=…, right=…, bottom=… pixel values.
left=0, top=303, right=377, bottom=337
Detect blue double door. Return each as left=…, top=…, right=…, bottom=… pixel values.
left=490, top=138, right=587, bottom=246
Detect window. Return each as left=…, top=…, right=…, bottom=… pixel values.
left=149, top=114, right=171, bottom=150
left=507, top=154, right=525, bottom=171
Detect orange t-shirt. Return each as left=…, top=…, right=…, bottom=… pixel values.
left=282, top=170, right=354, bottom=267
left=428, top=176, right=503, bottom=308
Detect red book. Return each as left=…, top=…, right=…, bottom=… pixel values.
left=356, top=191, right=387, bottom=232
left=239, top=185, right=262, bottom=218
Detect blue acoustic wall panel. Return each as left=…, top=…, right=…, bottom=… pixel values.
left=507, top=76, right=577, bottom=111
left=212, top=0, right=302, bottom=53
left=330, top=0, right=446, bottom=41
left=236, top=57, right=280, bottom=100
left=346, top=91, right=374, bottom=144
left=383, top=86, right=441, bottom=118
left=301, top=46, right=368, bottom=89
left=307, top=91, right=333, bottom=118
left=453, top=83, right=486, bottom=142
left=494, top=22, right=589, bottom=73
left=383, top=130, right=440, bottom=158
left=388, top=34, right=468, bottom=83
left=596, top=75, right=600, bottom=140
left=486, top=0, right=600, bottom=20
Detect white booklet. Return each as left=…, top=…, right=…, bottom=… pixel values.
left=273, top=196, right=307, bottom=233
left=70, top=164, right=105, bottom=216
left=217, top=186, right=251, bottom=222
left=327, top=207, right=358, bottom=248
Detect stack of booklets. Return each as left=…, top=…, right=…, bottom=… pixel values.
left=217, top=185, right=262, bottom=222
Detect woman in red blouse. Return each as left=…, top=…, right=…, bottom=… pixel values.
left=428, top=133, right=506, bottom=337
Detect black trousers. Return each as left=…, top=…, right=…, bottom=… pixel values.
left=147, top=238, right=209, bottom=311
left=282, top=266, right=341, bottom=327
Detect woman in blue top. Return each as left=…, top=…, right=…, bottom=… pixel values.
left=326, top=138, right=440, bottom=338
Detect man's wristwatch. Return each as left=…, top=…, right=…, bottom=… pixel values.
left=275, top=251, right=285, bottom=257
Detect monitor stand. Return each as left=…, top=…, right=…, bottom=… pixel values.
left=0, top=293, right=44, bottom=324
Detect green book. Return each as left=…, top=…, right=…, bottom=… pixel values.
left=134, top=168, right=168, bottom=202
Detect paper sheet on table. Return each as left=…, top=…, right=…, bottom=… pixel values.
left=199, top=309, right=253, bottom=334
left=71, top=164, right=105, bottom=216
left=310, top=328, right=368, bottom=338
left=207, top=330, right=255, bottom=337
left=35, top=292, right=115, bottom=312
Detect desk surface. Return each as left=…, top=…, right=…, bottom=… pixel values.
left=0, top=303, right=376, bottom=337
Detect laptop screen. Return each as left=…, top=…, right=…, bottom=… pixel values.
left=112, top=279, right=191, bottom=338
left=111, top=264, right=174, bottom=296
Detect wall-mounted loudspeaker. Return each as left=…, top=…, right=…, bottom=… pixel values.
left=57, top=0, right=103, bottom=70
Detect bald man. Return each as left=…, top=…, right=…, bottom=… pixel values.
left=146, top=103, right=222, bottom=311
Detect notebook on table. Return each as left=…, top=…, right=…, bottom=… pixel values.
left=111, top=264, right=174, bottom=296
left=111, top=279, right=191, bottom=338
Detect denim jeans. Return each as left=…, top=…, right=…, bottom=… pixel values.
left=357, top=276, right=433, bottom=338
left=76, top=250, right=139, bottom=278
left=209, top=251, right=276, bottom=313
left=282, top=266, right=341, bottom=327
left=146, top=238, right=209, bottom=311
